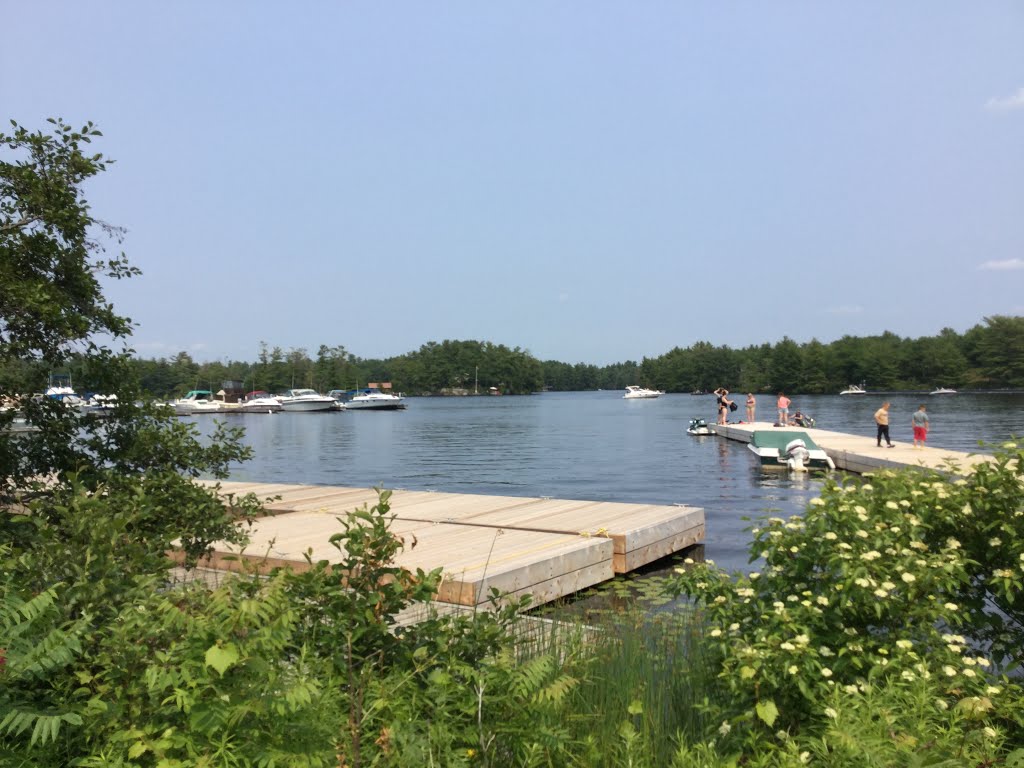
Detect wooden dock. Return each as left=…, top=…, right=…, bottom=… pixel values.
left=714, top=422, right=992, bottom=474
left=192, top=481, right=705, bottom=609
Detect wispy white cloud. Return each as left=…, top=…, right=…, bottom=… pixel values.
left=978, top=258, right=1024, bottom=271
left=826, top=305, right=864, bottom=315
left=985, top=87, right=1024, bottom=112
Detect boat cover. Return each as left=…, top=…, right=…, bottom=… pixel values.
left=749, top=430, right=823, bottom=451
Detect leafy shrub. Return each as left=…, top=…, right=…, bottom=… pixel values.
left=665, top=442, right=1024, bottom=761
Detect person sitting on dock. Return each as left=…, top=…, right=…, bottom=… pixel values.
left=788, top=410, right=815, bottom=428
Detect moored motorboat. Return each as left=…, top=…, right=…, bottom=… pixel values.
left=623, top=385, right=663, bottom=399
left=747, top=430, right=836, bottom=471
left=278, top=389, right=336, bottom=412
left=686, top=418, right=716, bottom=436
left=172, top=390, right=223, bottom=415
left=237, top=390, right=283, bottom=413
left=929, top=387, right=957, bottom=395
left=337, top=389, right=407, bottom=411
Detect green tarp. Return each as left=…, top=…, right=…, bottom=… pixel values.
left=749, top=430, right=822, bottom=451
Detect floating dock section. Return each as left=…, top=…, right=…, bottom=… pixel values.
left=192, top=481, right=704, bottom=609
left=714, top=422, right=992, bottom=474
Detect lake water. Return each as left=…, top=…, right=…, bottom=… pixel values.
left=200, top=391, right=1024, bottom=575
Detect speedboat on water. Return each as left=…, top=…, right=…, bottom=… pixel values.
left=929, top=387, right=957, bottom=395
left=839, top=384, right=867, bottom=395
left=237, top=391, right=283, bottom=413
left=623, top=385, right=663, bottom=399
left=341, top=389, right=407, bottom=411
left=686, top=418, right=716, bottom=436
left=172, top=390, right=222, bottom=415
left=747, top=430, right=835, bottom=471
left=278, top=389, right=336, bottom=412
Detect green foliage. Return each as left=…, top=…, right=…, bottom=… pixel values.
left=664, top=443, right=1024, bottom=761
left=0, top=555, right=85, bottom=751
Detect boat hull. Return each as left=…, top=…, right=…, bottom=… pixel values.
left=279, top=399, right=335, bottom=412
left=238, top=399, right=283, bottom=413
left=345, top=396, right=406, bottom=411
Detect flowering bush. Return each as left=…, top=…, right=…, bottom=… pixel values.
left=665, top=442, right=1024, bottom=757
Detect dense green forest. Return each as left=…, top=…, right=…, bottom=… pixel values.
left=13, top=315, right=1024, bottom=399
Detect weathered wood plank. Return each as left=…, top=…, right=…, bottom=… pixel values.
left=193, top=480, right=705, bottom=606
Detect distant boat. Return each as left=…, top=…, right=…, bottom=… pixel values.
left=839, top=384, right=867, bottom=395
left=238, top=391, right=283, bottom=413
left=623, top=385, right=663, bottom=399
left=172, top=390, right=222, bottom=415
left=278, top=389, right=336, bottom=412
left=929, top=387, right=957, bottom=395
left=344, top=390, right=407, bottom=411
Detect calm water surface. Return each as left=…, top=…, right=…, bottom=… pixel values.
left=200, top=391, right=1024, bottom=575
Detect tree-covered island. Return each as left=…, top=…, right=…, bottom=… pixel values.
left=22, top=315, right=1024, bottom=401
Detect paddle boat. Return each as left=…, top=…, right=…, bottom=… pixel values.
left=747, top=430, right=836, bottom=472
left=839, top=384, right=867, bottom=395
left=929, top=387, right=957, bottom=395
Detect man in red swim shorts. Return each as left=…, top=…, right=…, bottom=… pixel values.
left=911, top=404, right=929, bottom=449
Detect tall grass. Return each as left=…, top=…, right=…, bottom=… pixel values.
left=523, top=575, right=724, bottom=767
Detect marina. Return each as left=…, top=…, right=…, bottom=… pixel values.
left=183, top=390, right=1023, bottom=578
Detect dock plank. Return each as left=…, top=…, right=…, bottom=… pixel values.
left=193, top=481, right=705, bottom=606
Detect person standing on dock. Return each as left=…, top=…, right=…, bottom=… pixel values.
left=912, top=404, right=930, bottom=449
left=776, top=392, right=790, bottom=426
left=745, top=393, right=756, bottom=422
left=714, top=388, right=732, bottom=425
left=874, top=402, right=894, bottom=447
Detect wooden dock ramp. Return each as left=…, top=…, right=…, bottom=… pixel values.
left=198, top=481, right=705, bottom=608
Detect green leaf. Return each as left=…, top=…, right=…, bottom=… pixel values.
left=627, top=700, right=643, bottom=716
left=205, top=642, right=239, bottom=676
left=755, top=699, right=779, bottom=727
left=740, top=666, right=756, bottom=680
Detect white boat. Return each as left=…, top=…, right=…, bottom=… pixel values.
left=929, top=387, right=957, bottom=395
left=623, top=385, right=664, bottom=399
left=172, top=390, right=223, bottom=415
left=686, top=418, right=716, bottom=436
left=278, top=388, right=336, bottom=412
left=237, top=390, right=283, bottom=413
left=343, top=390, right=407, bottom=411
left=839, top=384, right=867, bottom=395
left=45, top=375, right=85, bottom=408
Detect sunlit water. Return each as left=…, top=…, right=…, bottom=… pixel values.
left=195, top=391, right=1024, bottom=575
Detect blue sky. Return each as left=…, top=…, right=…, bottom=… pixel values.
left=5, top=2, right=1022, bottom=365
